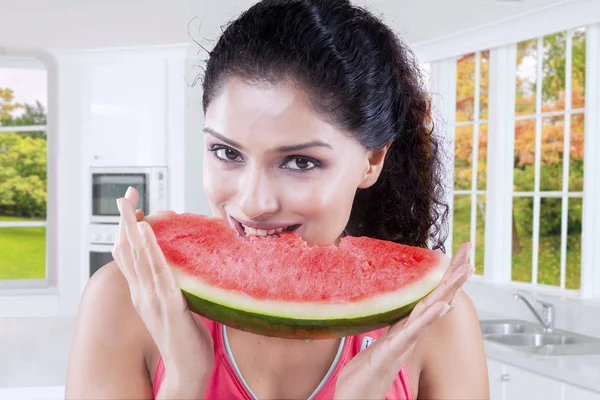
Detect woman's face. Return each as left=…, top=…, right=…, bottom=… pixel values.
left=203, top=78, right=385, bottom=245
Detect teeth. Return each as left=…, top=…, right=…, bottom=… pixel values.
left=241, top=223, right=288, bottom=237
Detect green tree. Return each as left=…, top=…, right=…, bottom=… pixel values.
left=0, top=132, right=47, bottom=218
left=0, top=88, right=24, bottom=121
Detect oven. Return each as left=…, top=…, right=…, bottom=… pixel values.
left=88, top=223, right=119, bottom=277
left=89, top=244, right=114, bottom=277
left=90, top=166, right=168, bottom=224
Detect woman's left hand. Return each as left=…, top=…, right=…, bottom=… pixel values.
left=334, top=242, right=474, bottom=400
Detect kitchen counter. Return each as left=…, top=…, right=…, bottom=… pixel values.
left=478, top=310, right=600, bottom=392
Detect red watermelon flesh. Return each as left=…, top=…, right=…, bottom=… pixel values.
left=146, top=211, right=450, bottom=339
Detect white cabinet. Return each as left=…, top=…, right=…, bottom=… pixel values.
left=503, top=364, right=561, bottom=400
left=487, top=358, right=504, bottom=400
left=564, top=384, right=600, bottom=400
left=88, top=61, right=167, bottom=167
left=487, top=358, right=600, bottom=400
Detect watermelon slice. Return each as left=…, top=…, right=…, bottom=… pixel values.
left=146, top=212, right=450, bottom=339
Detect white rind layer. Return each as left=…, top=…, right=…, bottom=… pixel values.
left=171, top=255, right=451, bottom=320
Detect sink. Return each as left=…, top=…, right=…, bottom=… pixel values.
left=480, top=322, right=526, bottom=335
left=480, top=319, right=600, bottom=356
left=486, top=333, right=583, bottom=347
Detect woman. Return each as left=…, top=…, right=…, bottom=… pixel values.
left=65, top=0, right=489, bottom=398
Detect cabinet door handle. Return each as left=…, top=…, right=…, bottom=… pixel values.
left=500, top=374, right=511, bottom=382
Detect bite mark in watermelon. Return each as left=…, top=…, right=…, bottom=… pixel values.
left=146, top=212, right=450, bottom=339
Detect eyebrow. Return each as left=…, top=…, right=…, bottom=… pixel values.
left=203, top=127, right=333, bottom=153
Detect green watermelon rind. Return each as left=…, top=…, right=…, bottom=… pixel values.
left=173, top=254, right=449, bottom=340
left=182, top=288, right=429, bottom=340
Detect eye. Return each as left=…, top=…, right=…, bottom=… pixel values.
left=210, top=145, right=243, bottom=163
left=282, top=156, right=319, bottom=171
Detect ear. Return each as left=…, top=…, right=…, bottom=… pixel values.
left=358, top=142, right=392, bottom=189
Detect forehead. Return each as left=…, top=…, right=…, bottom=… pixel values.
left=204, top=78, right=348, bottom=148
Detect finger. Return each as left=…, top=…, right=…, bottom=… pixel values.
left=124, top=186, right=140, bottom=209
left=403, top=263, right=473, bottom=326
left=118, top=198, right=154, bottom=287
left=447, top=242, right=472, bottom=274
left=389, top=301, right=450, bottom=351
left=137, top=221, right=179, bottom=295
left=112, top=210, right=138, bottom=287
left=135, top=209, right=145, bottom=222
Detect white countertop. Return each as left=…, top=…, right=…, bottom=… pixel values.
left=478, top=310, right=600, bottom=392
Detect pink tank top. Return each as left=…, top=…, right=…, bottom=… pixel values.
left=152, top=317, right=413, bottom=399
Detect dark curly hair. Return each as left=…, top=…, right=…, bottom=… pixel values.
left=200, top=0, right=449, bottom=251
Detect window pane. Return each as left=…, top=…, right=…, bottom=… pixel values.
left=475, top=194, right=486, bottom=275
left=538, top=198, right=561, bottom=286
left=454, top=125, right=473, bottom=190
left=566, top=197, right=582, bottom=290
left=456, top=53, right=475, bottom=122
left=570, top=113, right=585, bottom=191
left=453, top=195, right=471, bottom=257
left=540, top=116, right=564, bottom=192
left=572, top=28, right=586, bottom=109
left=516, top=39, right=538, bottom=116
left=478, top=124, right=487, bottom=190
left=542, top=32, right=566, bottom=112
left=514, top=119, right=536, bottom=192
left=512, top=197, right=533, bottom=283
left=480, top=50, right=490, bottom=120
left=0, top=225, right=46, bottom=280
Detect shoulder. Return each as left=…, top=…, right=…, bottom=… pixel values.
left=65, top=262, right=155, bottom=397
left=414, top=289, right=489, bottom=399
left=81, top=262, right=147, bottom=337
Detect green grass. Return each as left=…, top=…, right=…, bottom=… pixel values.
left=453, top=195, right=485, bottom=275
left=0, top=216, right=46, bottom=280
left=511, top=231, right=581, bottom=289
left=452, top=195, right=582, bottom=289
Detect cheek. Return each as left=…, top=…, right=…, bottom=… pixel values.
left=279, top=166, right=363, bottom=236
left=202, top=156, right=237, bottom=215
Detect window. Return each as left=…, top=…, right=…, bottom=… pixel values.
left=0, top=60, right=48, bottom=286
left=511, top=29, right=585, bottom=290
left=446, top=26, right=592, bottom=294
left=453, top=50, right=490, bottom=275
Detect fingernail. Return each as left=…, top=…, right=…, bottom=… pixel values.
left=116, top=198, right=122, bottom=212
left=125, top=186, right=134, bottom=198
left=440, top=303, right=451, bottom=317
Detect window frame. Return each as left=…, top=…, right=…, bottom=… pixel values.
left=0, top=56, right=55, bottom=290
left=430, top=24, right=600, bottom=298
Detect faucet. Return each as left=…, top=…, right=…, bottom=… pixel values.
left=513, top=293, right=555, bottom=333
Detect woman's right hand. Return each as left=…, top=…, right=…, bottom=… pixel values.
left=113, top=187, right=214, bottom=399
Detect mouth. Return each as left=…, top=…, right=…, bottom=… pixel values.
left=229, top=216, right=301, bottom=238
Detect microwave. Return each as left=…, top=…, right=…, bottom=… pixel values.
left=90, top=166, right=168, bottom=224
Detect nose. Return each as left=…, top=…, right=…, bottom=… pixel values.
left=238, top=166, right=280, bottom=219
